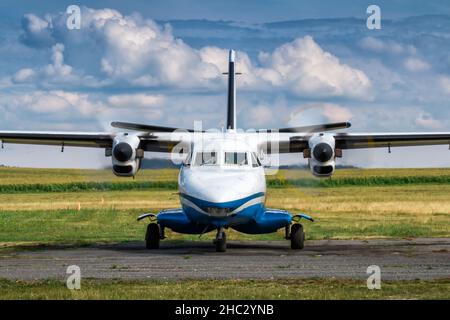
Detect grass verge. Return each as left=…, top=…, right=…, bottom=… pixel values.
left=0, top=278, right=448, bottom=300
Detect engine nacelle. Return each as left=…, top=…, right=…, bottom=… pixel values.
left=307, top=133, right=336, bottom=178
left=111, top=134, right=142, bottom=177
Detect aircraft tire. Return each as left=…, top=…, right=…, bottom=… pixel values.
left=145, top=223, right=160, bottom=249
left=290, top=223, right=304, bottom=249
left=215, top=232, right=227, bottom=252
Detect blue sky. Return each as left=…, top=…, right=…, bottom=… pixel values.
left=1, top=0, right=450, bottom=168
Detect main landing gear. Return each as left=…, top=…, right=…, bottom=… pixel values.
left=287, top=223, right=305, bottom=249
left=137, top=213, right=165, bottom=250
left=145, top=223, right=160, bottom=249
left=213, top=227, right=227, bottom=252
left=286, top=213, right=313, bottom=250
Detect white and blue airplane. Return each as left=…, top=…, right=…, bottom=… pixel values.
left=2, top=50, right=450, bottom=252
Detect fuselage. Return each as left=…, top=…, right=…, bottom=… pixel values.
left=177, top=137, right=266, bottom=228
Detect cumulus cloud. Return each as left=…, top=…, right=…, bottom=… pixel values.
left=256, top=36, right=372, bottom=99
left=20, top=8, right=224, bottom=89
left=6, top=90, right=106, bottom=115
left=13, top=43, right=92, bottom=86
left=17, top=8, right=372, bottom=100
left=44, top=44, right=72, bottom=78
left=20, top=13, right=54, bottom=47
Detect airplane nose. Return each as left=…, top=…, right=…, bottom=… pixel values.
left=180, top=170, right=263, bottom=205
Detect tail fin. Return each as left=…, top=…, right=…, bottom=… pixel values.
left=226, top=50, right=236, bottom=130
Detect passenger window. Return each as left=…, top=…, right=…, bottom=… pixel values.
left=224, top=152, right=248, bottom=166
left=194, top=151, right=218, bottom=166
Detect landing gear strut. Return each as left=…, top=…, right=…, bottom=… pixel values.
left=214, top=227, right=227, bottom=252
left=145, top=223, right=160, bottom=249
left=290, top=223, right=305, bottom=250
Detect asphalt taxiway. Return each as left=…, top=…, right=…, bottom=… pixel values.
left=0, top=238, right=448, bottom=280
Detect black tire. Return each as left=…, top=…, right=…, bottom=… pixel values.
left=290, top=223, right=304, bottom=249
left=215, top=232, right=227, bottom=252
left=145, top=223, right=160, bottom=249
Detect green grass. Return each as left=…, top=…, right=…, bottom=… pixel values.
left=0, top=181, right=178, bottom=193
left=0, top=167, right=178, bottom=185
left=3, top=167, right=450, bottom=194
left=0, top=278, right=448, bottom=299
left=4, top=175, right=450, bottom=193
left=0, top=205, right=448, bottom=248
left=0, top=167, right=448, bottom=247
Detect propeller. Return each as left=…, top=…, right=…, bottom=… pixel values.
left=111, top=121, right=202, bottom=133
left=258, top=121, right=351, bottom=133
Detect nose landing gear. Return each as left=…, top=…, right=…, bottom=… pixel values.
left=213, top=227, right=227, bottom=252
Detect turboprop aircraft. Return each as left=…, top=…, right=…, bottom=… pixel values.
left=2, top=50, right=450, bottom=252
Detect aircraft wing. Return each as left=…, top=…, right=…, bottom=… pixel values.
left=286, top=132, right=450, bottom=152
left=0, top=130, right=186, bottom=153
left=333, top=132, right=450, bottom=149
left=0, top=131, right=114, bottom=148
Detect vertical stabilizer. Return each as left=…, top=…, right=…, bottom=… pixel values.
left=226, top=50, right=236, bottom=130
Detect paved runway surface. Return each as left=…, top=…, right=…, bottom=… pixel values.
left=0, top=238, right=449, bottom=281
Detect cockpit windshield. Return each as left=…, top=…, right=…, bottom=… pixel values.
left=191, top=150, right=260, bottom=167
left=194, top=151, right=218, bottom=166
left=224, top=152, right=248, bottom=166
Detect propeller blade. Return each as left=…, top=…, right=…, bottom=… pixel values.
left=111, top=121, right=198, bottom=133
left=258, top=122, right=351, bottom=133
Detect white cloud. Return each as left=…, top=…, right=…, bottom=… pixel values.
left=18, top=8, right=371, bottom=100
left=5, top=90, right=106, bottom=115
left=404, top=57, right=430, bottom=72
left=44, top=44, right=72, bottom=77
left=108, top=94, right=165, bottom=108
left=359, top=36, right=416, bottom=55
left=13, top=68, right=35, bottom=83
left=12, top=43, right=90, bottom=86
left=20, top=13, right=54, bottom=47
left=256, top=36, right=372, bottom=99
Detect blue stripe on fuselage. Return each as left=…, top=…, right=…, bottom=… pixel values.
left=179, top=192, right=265, bottom=212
